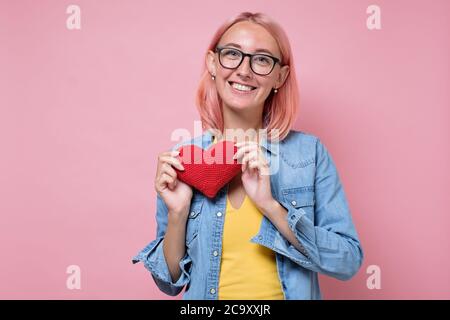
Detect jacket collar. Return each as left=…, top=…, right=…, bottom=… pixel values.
left=201, top=128, right=279, bottom=156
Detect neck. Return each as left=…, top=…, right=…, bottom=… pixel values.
left=221, top=103, right=264, bottom=142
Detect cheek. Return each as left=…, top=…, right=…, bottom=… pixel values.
left=257, top=83, right=274, bottom=96
left=255, top=75, right=275, bottom=90
left=216, top=71, right=232, bottom=89
left=216, top=79, right=228, bottom=95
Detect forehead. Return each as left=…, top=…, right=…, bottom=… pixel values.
left=219, top=21, right=280, bottom=57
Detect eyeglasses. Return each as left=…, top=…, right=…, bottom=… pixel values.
left=215, top=46, right=281, bottom=76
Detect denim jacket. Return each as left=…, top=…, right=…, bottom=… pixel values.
left=132, top=129, right=363, bottom=299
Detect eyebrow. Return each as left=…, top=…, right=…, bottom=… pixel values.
left=221, top=42, right=276, bottom=56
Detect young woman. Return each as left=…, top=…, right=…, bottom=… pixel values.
left=133, top=12, right=363, bottom=300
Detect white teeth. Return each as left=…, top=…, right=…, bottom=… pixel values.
left=231, top=82, right=255, bottom=91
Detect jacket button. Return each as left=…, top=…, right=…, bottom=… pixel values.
left=190, top=211, right=196, bottom=217
left=213, top=250, right=218, bottom=257
left=216, top=211, right=222, bottom=217
left=291, top=200, right=297, bottom=206
left=210, top=288, right=216, bottom=294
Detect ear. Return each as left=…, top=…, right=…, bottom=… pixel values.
left=275, top=65, right=290, bottom=89
left=206, top=50, right=217, bottom=76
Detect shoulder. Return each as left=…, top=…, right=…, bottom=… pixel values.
left=279, top=129, right=325, bottom=160
left=278, top=129, right=337, bottom=169
left=281, top=129, right=320, bottom=146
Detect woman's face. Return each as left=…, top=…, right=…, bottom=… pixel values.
left=207, top=21, right=289, bottom=113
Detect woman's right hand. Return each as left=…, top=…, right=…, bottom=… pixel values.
left=155, top=150, right=193, bottom=217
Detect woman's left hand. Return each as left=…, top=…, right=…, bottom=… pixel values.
left=233, top=141, right=275, bottom=214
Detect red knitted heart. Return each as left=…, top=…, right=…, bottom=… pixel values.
left=174, top=140, right=241, bottom=198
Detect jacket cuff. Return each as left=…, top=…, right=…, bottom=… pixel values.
left=280, top=201, right=317, bottom=260
left=132, top=236, right=191, bottom=295
left=287, top=208, right=316, bottom=243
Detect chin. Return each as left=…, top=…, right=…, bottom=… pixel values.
left=226, top=100, right=257, bottom=111
left=224, top=94, right=260, bottom=109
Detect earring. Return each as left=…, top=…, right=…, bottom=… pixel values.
left=274, top=88, right=278, bottom=93
left=211, top=74, right=216, bottom=80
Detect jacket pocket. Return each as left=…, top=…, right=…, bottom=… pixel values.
left=282, top=186, right=315, bottom=221
left=186, top=199, right=204, bottom=246
left=282, top=186, right=315, bottom=206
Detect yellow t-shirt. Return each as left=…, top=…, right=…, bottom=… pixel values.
left=213, top=136, right=284, bottom=300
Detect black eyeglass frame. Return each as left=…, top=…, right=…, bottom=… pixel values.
left=214, top=46, right=282, bottom=76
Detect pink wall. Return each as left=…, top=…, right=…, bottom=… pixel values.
left=0, top=0, right=449, bottom=299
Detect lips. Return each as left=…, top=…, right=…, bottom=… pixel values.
left=228, top=81, right=257, bottom=90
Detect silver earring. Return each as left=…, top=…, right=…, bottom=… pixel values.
left=211, top=74, right=216, bottom=80
left=274, top=88, right=278, bottom=93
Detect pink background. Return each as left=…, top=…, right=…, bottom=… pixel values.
left=0, top=0, right=449, bottom=299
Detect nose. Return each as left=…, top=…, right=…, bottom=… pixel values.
left=236, top=56, right=252, bottom=78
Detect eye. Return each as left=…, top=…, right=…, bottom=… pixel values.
left=254, top=55, right=271, bottom=65
left=223, top=49, right=241, bottom=58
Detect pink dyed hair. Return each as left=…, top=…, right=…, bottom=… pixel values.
left=195, top=12, right=299, bottom=141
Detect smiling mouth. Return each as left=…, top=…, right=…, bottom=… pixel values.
left=228, top=81, right=257, bottom=92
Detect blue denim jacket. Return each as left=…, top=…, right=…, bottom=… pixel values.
left=132, top=129, right=363, bottom=299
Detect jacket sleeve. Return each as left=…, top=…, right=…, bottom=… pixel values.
left=132, top=194, right=192, bottom=296
left=280, top=137, right=364, bottom=280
